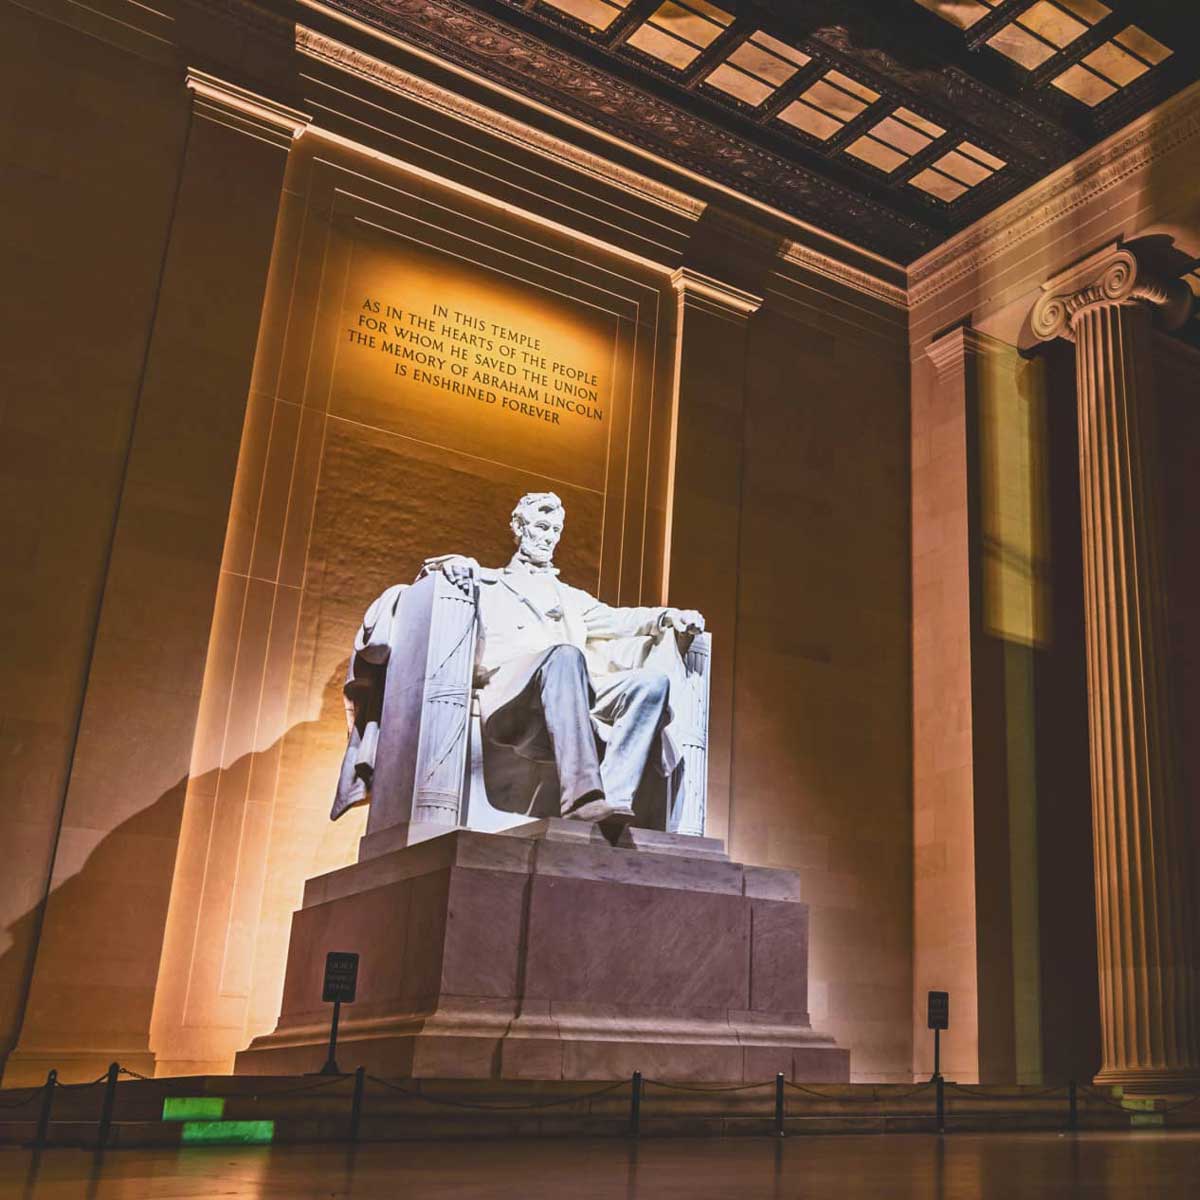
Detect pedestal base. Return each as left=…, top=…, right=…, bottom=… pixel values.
left=236, top=820, right=848, bottom=1082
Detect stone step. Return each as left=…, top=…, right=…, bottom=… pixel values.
left=0, top=1075, right=1193, bottom=1145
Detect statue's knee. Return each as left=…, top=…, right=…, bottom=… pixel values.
left=637, top=670, right=670, bottom=703
left=544, top=644, right=587, bottom=675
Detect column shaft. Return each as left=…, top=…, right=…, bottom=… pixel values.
left=1073, top=301, right=1200, bottom=1088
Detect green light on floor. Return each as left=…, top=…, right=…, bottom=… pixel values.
left=181, top=1120, right=275, bottom=1145
left=163, top=1097, right=225, bottom=1121
left=1130, top=1113, right=1166, bottom=1128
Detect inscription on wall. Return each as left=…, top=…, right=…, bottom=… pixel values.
left=331, top=235, right=620, bottom=493
left=348, top=298, right=603, bottom=428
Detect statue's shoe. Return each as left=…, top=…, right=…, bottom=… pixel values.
left=564, top=797, right=636, bottom=823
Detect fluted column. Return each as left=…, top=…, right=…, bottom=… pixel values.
left=1032, top=245, right=1199, bottom=1091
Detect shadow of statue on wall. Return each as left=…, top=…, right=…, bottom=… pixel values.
left=0, top=665, right=357, bottom=1085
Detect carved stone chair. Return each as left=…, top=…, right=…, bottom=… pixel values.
left=346, top=571, right=711, bottom=860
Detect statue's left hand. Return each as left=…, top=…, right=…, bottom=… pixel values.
left=423, top=554, right=479, bottom=595
left=661, top=608, right=705, bottom=634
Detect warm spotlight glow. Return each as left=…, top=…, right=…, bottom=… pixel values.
left=332, top=233, right=618, bottom=493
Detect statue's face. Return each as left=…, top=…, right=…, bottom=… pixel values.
left=515, top=506, right=564, bottom=567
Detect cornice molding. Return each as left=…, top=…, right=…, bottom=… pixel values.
left=783, top=241, right=908, bottom=311
left=1031, top=243, right=1194, bottom=342
left=671, top=268, right=763, bottom=317
left=310, top=0, right=931, bottom=262
left=909, top=79, right=1200, bottom=308
left=294, top=26, right=706, bottom=222
left=923, top=324, right=1006, bottom=373
left=185, top=68, right=311, bottom=147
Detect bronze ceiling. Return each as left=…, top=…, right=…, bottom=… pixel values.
left=328, top=0, right=1198, bottom=262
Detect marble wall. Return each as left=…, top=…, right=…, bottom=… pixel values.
left=2, top=0, right=911, bottom=1086
left=0, top=4, right=190, bottom=1075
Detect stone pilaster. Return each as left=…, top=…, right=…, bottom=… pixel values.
left=666, top=268, right=761, bottom=852
left=1032, top=244, right=1200, bottom=1091
left=2, top=71, right=308, bottom=1086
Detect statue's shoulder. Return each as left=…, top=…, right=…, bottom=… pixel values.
left=363, top=582, right=406, bottom=623
left=557, top=578, right=599, bottom=608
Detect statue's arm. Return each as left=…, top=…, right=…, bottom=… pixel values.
left=579, top=592, right=704, bottom=639
left=355, top=583, right=407, bottom=664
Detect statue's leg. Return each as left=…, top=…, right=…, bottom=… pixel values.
left=534, top=645, right=605, bottom=816
left=591, top=668, right=670, bottom=810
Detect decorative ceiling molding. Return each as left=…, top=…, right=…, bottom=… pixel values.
left=782, top=240, right=908, bottom=309
left=909, top=78, right=1200, bottom=306
left=318, top=0, right=939, bottom=260
left=295, top=25, right=708, bottom=221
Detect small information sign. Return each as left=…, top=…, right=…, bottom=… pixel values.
left=322, top=952, right=359, bottom=1004
left=927, top=990, right=950, bottom=1031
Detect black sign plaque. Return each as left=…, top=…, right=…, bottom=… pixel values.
left=927, top=990, right=949, bottom=1031
left=322, top=951, right=359, bottom=1004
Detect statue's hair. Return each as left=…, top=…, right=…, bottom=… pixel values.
left=511, top=491, right=564, bottom=542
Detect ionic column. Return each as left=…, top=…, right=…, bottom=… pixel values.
left=1032, top=244, right=1199, bottom=1091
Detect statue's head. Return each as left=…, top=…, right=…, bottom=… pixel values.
left=511, top=491, right=565, bottom=568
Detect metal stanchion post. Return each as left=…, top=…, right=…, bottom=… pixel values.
left=1068, top=1080, right=1078, bottom=1132
left=935, top=1074, right=945, bottom=1135
left=774, top=1073, right=785, bottom=1137
left=350, top=1067, right=365, bottom=1143
left=97, top=1063, right=119, bottom=1149
left=32, top=1070, right=56, bottom=1149
left=320, top=1000, right=343, bottom=1076
left=629, top=1071, right=642, bottom=1138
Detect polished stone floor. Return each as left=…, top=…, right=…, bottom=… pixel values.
left=4, top=1132, right=1200, bottom=1198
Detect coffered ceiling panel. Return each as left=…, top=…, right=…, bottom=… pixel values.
left=329, top=0, right=1198, bottom=262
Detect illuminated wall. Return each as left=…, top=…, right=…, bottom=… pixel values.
left=3, top=0, right=920, bottom=1089
left=146, top=135, right=676, bottom=1075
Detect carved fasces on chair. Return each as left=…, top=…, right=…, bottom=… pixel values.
left=671, top=632, right=711, bottom=837
left=363, top=571, right=477, bottom=850
left=411, top=574, right=478, bottom=827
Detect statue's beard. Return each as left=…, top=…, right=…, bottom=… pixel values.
left=519, top=541, right=555, bottom=566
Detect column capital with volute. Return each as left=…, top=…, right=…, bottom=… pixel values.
left=1031, top=243, right=1193, bottom=343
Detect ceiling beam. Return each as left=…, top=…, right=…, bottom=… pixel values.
left=603, top=0, right=660, bottom=49
left=963, top=0, right=1039, bottom=53
left=679, top=17, right=756, bottom=87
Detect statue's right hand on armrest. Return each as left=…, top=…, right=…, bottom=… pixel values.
left=420, top=554, right=480, bottom=595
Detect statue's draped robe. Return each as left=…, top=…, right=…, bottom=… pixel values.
left=331, top=563, right=689, bottom=820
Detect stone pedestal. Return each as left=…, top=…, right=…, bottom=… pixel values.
left=236, top=821, right=848, bottom=1082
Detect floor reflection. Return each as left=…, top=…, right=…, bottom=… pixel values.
left=3, top=1132, right=1200, bottom=1198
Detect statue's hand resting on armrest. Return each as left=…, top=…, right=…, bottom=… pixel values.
left=660, top=609, right=705, bottom=635
left=422, top=554, right=479, bottom=595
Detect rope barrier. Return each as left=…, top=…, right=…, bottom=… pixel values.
left=5, top=1060, right=1199, bottom=1141
left=944, top=1082, right=1067, bottom=1101
left=784, top=1081, right=936, bottom=1103
left=248, top=1074, right=356, bottom=1099
left=366, top=1075, right=627, bottom=1112
left=55, top=1073, right=110, bottom=1090
left=644, top=1078, right=773, bottom=1094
